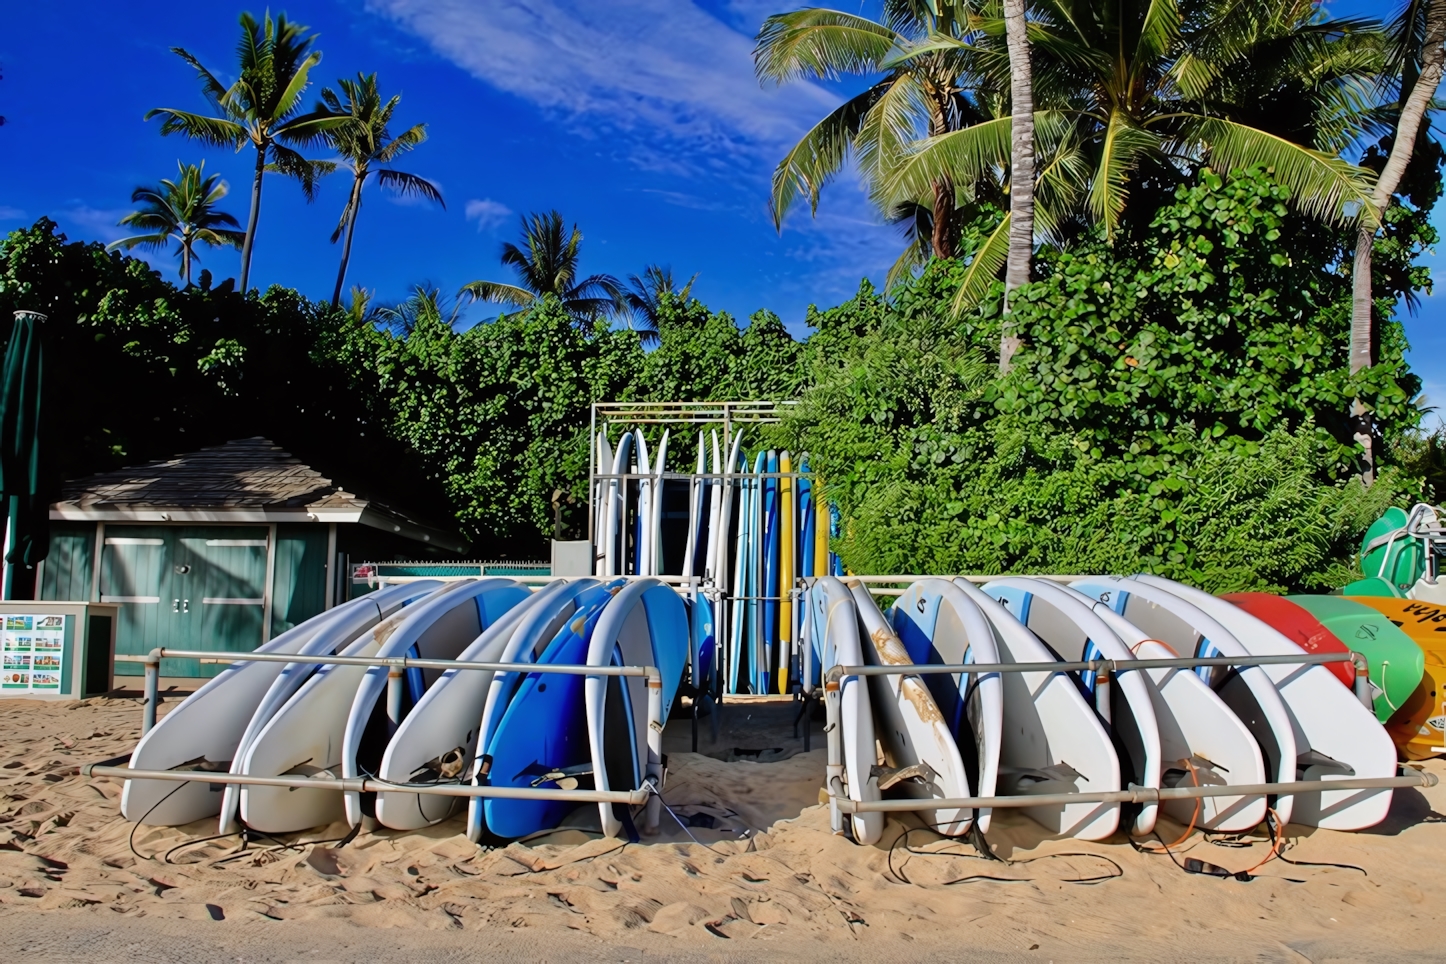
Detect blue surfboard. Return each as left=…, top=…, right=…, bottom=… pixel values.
left=761, top=450, right=779, bottom=693
left=482, top=584, right=614, bottom=839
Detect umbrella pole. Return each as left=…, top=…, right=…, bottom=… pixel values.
left=1, top=510, right=11, bottom=601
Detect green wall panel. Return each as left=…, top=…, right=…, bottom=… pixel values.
left=271, top=524, right=328, bottom=638
left=39, top=524, right=95, bottom=602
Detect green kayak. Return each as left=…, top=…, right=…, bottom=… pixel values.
left=1288, top=594, right=1425, bottom=723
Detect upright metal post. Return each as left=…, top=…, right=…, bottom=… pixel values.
left=824, top=676, right=843, bottom=834
left=1094, top=666, right=1112, bottom=721
left=142, top=651, right=161, bottom=734
left=644, top=668, right=664, bottom=835
left=1352, top=652, right=1373, bottom=710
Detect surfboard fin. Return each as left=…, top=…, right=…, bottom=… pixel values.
left=871, top=761, right=940, bottom=791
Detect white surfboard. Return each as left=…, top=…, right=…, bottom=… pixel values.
left=706, top=431, right=724, bottom=584
left=847, top=580, right=971, bottom=835
left=890, top=579, right=1003, bottom=832
left=121, top=589, right=409, bottom=826
left=682, top=431, right=703, bottom=578
left=604, top=430, right=632, bottom=577
left=952, top=579, right=1120, bottom=840
left=594, top=431, right=613, bottom=576
left=1060, top=586, right=1266, bottom=831
left=238, top=579, right=481, bottom=833
left=215, top=581, right=444, bottom=833
left=1071, top=576, right=1300, bottom=827
left=375, top=586, right=556, bottom=831
left=984, top=578, right=1162, bottom=835
left=341, top=579, right=532, bottom=826
left=807, top=576, right=883, bottom=844
left=1132, top=575, right=1396, bottom=830
left=650, top=430, right=669, bottom=576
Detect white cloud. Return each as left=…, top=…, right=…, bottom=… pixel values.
left=0, top=206, right=26, bottom=221
left=362, top=0, right=836, bottom=171
left=58, top=205, right=132, bottom=244
left=464, top=197, right=513, bottom=231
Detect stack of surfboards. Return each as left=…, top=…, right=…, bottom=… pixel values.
left=122, top=577, right=694, bottom=842
left=594, top=427, right=839, bottom=696
left=806, top=573, right=1396, bottom=845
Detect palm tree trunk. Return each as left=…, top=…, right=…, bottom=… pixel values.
left=239, top=141, right=268, bottom=294
left=181, top=237, right=191, bottom=287
left=1000, top=0, right=1035, bottom=374
left=1350, top=0, right=1446, bottom=483
left=332, top=174, right=365, bottom=308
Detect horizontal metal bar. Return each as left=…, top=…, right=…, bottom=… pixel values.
left=594, top=472, right=814, bottom=481
left=115, top=648, right=659, bottom=678
left=86, top=765, right=650, bottom=805
left=835, top=574, right=1094, bottom=584
left=830, top=771, right=1436, bottom=814
left=826, top=651, right=1353, bottom=680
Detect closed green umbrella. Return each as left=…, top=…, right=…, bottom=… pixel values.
left=0, top=310, right=50, bottom=598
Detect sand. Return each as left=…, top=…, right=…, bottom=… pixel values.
left=1, top=691, right=1444, bottom=961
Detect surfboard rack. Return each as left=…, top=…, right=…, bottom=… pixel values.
left=113, top=645, right=668, bottom=834
left=819, top=651, right=1391, bottom=834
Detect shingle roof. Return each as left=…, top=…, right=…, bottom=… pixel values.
left=56, top=437, right=365, bottom=511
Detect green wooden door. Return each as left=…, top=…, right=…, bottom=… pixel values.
left=185, top=528, right=269, bottom=678
left=100, top=526, right=173, bottom=677
left=102, top=526, right=270, bottom=677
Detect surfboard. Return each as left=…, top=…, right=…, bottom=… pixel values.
left=728, top=447, right=750, bottom=695
left=1137, top=576, right=1396, bottom=831
left=682, top=432, right=703, bottom=578
left=1287, top=593, right=1424, bottom=722
left=214, top=581, right=444, bottom=834
left=779, top=451, right=794, bottom=693
left=952, top=579, right=1120, bottom=840
left=798, top=456, right=816, bottom=688
left=483, top=583, right=617, bottom=839
left=1221, top=593, right=1355, bottom=688
left=749, top=450, right=766, bottom=692
left=849, top=580, right=971, bottom=834
left=237, top=580, right=481, bottom=834
left=585, top=579, right=689, bottom=837
left=648, top=430, right=669, bottom=576
left=1071, top=577, right=1299, bottom=827
left=984, top=578, right=1162, bottom=835
left=807, top=576, right=883, bottom=844
left=1065, top=587, right=1266, bottom=832
left=634, top=430, right=651, bottom=576
left=690, top=588, right=716, bottom=693
left=1343, top=596, right=1446, bottom=760
left=121, top=586, right=433, bottom=827
left=375, top=586, right=561, bottom=831
left=594, top=432, right=613, bottom=576
left=604, top=430, right=633, bottom=577
left=761, top=451, right=779, bottom=693
left=890, top=579, right=1003, bottom=833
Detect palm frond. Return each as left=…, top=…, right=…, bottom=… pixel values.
left=375, top=168, right=445, bottom=206
left=882, top=115, right=1013, bottom=207
left=459, top=280, right=537, bottom=307
left=950, top=212, right=1012, bottom=316
left=1089, top=111, right=1161, bottom=236
left=168, top=47, right=231, bottom=110
left=144, top=109, right=248, bottom=149
left=769, top=85, right=886, bottom=227
left=754, top=9, right=901, bottom=84
left=106, top=233, right=173, bottom=253
left=266, top=144, right=335, bottom=201
left=1188, top=115, right=1380, bottom=225
left=1133, top=0, right=1182, bottom=83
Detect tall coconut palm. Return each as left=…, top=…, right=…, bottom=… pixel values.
left=621, top=265, right=699, bottom=345
left=146, top=12, right=344, bottom=292
left=1000, top=0, right=1034, bottom=372
left=753, top=2, right=987, bottom=265
left=1350, top=0, right=1446, bottom=481
left=459, top=211, right=622, bottom=324
left=884, top=0, right=1384, bottom=313
left=106, top=161, right=244, bottom=285
left=321, top=73, right=444, bottom=307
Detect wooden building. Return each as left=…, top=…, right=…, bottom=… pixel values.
left=38, top=438, right=463, bottom=677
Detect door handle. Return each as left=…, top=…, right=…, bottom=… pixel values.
left=182, top=599, right=190, bottom=613
left=172, top=598, right=180, bottom=613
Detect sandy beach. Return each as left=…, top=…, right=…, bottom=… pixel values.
left=1, top=690, right=1443, bottom=962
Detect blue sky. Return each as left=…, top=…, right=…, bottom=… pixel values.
left=0, top=0, right=1442, bottom=420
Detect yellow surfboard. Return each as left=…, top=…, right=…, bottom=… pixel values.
left=814, top=480, right=829, bottom=576
left=778, top=451, right=793, bottom=694
left=1347, top=596, right=1445, bottom=760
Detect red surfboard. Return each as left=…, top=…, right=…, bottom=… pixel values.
left=1220, top=592, right=1355, bottom=688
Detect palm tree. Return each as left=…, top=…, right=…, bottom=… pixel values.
left=106, top=161, right=244, bottom=285
left=321, top=73, right=444, bottom=307
left=753, top=2, right=986, bottom=268
left=459, top=211, right=622, bottom=324
left=145, top=11, right=344, bottom=292
left=1000, top=0, right=1034, bottom=373
left=621, top=266, right=698, bottom=345
left=884, top=0, right=1384, bottom=312
left=1350, top=0, right=1446, bottom=482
